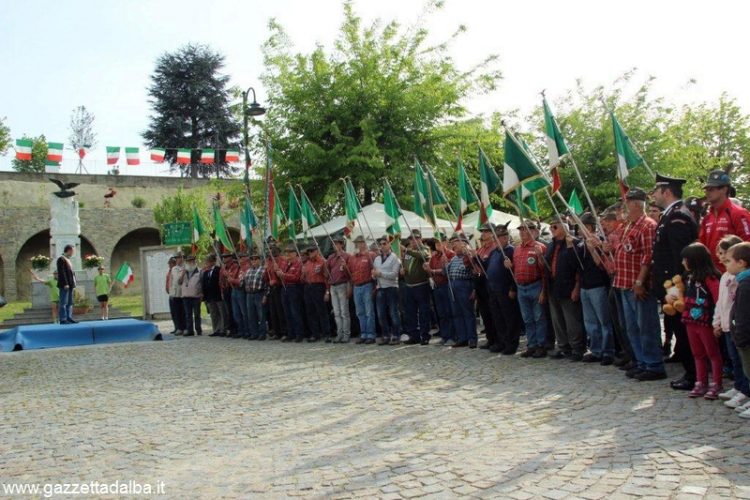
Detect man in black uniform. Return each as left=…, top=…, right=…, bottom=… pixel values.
left=650, top=173, right=698, bottom=390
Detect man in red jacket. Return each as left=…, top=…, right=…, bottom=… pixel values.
left=699, top=169, right=750, bottom=272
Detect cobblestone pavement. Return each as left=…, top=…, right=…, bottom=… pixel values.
left=1, top=321, right=750, bottom=499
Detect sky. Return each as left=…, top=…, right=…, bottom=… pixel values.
left=2, top=0, right=749, bottom=175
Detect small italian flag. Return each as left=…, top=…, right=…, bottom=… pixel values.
left=15, top=139, right=33, bottom=161
left=176, top=148, right=191, bottom=164
left=225, top=149, right=240, bottom=163
left=150, top=148, right=165, bottom=162
left=200, top=149, right=215, bottom=164
left=114, top=262, right=134, bottom=287
left=125, top=147, right=140, bottom=165
left=106, top=146, right=120, bottom=165
left=47, top=142, right=63, bottom=163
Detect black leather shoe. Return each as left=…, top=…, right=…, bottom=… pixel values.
left=479, top=342, right=492, bottom=349
left=569, top=352, right=584, bottom=362
left=550, top=350, right=570, bottom=360
left=489, top=344, right=504, bottom=353
left=600, top=357, right=614, bottom=366
left=670, top=377, right=694, bottom=390
left=532, top=347, right=547, bottom=358
left=420, top=339, right=430, bottom=346
left=519, top=348, right=534, bottom=358
left=636, top=370, right=667, bottom=381
left=183, top=332, right=195, bottom=337
left=619, top=361, right=636, bottom=371
left=355, top=338, right=366, bottom=344
left=665, top=355, right=680, bottom=364
left=404, top=339, right=420, bottom=345
left=613, top=356, right=630, bottom=367
left=501, top=348, right=517, bottom=355
left=468, top=341, right=477, bottom=348
left=365, top=338, right=376, bottom=344
left=626, top=367, right=643, bottom=378
left=68, top=319, right=79, bottom=324
left=294, top=337, right=304, bottom=343
left=209, top=332, right=221, bottom=337
left=257, top=336, right=266, bottom=341
left=452, top=341, right=469, bottom=348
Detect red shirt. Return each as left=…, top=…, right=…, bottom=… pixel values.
left=280, top=258, right=302, bottom=285
left=220, top=262, right=238, bottom=290
left=613, top=214, right=656, bottom=289
left=265, top=255, right=287, bottom=287
left=302, top=255, right=328, bottom=287
left=348, top=252, right=375, bottom=286
left=327, top=252, right=351, bottom=285
left=512, top=240, right=547, bottom=285
left=699, top=198, right=750, bottom=272
left=429, top=249, right=455, bottom=287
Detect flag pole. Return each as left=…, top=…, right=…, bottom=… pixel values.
left=342, top=178, right=376, bottom=243
left=292, top=185, right=325, bottom=258
left=275, top=183, right=304, bottom=257
left=421, top=165, right=455, bottom=302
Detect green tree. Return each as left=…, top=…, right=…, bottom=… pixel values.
left=259, top=0, right=502, bottom=216
left=142, top=44, right=242, bottom=179
left=0, top=117, right=10, bottom=154
left=12, top=134, right=48, bottom=173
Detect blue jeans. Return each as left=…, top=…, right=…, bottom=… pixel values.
left=450, top=279, right=476, bottom=343
left=58, top=287, right=73, bottom=322
left=281, top=285, right=304, bottom=340
left=581, top=287, right=614, bottom=358
left=404, top=282, right=432, bottom=342
left=231, top=289, right=248, bottom=337
left=433, top=284, right=454, bottom=341
left=726, top=332, right=750, bottom=395
left=517, top=281, right=547, bottom=349
left=353, top=283, right=376, bottom=339
left=246, top=292, right=268, bottom=339
left=376, top=286, right=401, bottom=339
left=618, top=289, right=665, bottom=373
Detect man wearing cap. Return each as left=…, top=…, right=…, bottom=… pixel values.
left=545, top=215, right=586, bottom=360
left=302, top=245, right=330, bottom=342
left=277, top=244, right=305, bottom=342
left=484, top=223, right=522, bottom=354
left=473, top=223, right=500, bottom=351
left=219, top=254, right=238, bottom=337
left=168, top=253, right=186, bottom=335
left=700, top=169, right=750, bottom=272
left=372, top=236, right=401, bottom=345
left=244, top=252, right=269, bottom=340
left=575, top=213, right=615, bottom=364
left=202, top=254, right=226, bottom=337
left=651, top=173, right=699, bottom=389
left=402, top=229, right=433, bottom=345
left=265, top=245, right=287, bottom=340
left=600, top=206, right=632, bottom=366
left=446, top=234, right=478, bottom=348
left=327, top=237, right=352, bottom=343
left=180, top=255, right=203, bottom=336
left=507, top=221, right=549, bottom=358
left=614, top=187, right=666, bottom=381
left=348, top=235, right=377, bottom=344
left=425, top=235, right=455, bottom=345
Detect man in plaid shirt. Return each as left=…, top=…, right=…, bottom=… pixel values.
left=244, top=252, right=269, bottom=340
left=506, top=220, right=549, bottom=358
left=613, top=188, right=666, bottom=381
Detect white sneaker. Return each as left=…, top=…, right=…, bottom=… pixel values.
left=725, top=393, right=749, bottom=409
left=734, top=400, right=750, bottom=413
left=444, top=339, right=456, bottom=347
left=719, top=388, right=738, bottom=401
left=400, top=334, right=410, bottom=342
left=739, top=407, right=750, bottom=419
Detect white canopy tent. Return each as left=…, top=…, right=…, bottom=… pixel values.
left=461, top=209, right=549, bottom=241
left=298, top=202, right=453, bottom=250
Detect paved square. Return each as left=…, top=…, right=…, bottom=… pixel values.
left=2, top=327, right=750, bottom=498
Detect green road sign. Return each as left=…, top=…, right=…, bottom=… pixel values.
left=163, top=222, right=192, bottom=246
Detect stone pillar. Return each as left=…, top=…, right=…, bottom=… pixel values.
left=49, top=195, right=83, bottom=271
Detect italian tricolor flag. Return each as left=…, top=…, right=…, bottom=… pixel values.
left=611, top=112, right=644, bottom=197
left=176, top=149, right=191, bottom=164
left=200, top=149, right=215, bottom=164
left=106, top=146, right=120, bottom=165
left=15, top=139, right=32, bottom=161
left=125, top=147, right=140, bottom=165
left=114, top=263, right=134, bottom=287
left=150, top=148, right=165, bottom=162
left=225, top=149, right=240, bottom=163
left=47, top=142, right=63, bottom=163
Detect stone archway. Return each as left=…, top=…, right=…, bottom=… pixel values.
left=110, top=227, right=161, bottom=296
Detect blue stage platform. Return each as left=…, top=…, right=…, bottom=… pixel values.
left=0, top=319, right=162, bottom=352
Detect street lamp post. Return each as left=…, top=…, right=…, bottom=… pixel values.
left=241, top=86, right=266, bottom=253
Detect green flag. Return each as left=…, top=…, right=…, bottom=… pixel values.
left=612, top=112, right=644, bottom=188
left=478, top=148, right=501, bottom=225
left=502, top=130, right=549, bottom=197
left=383, top=181, right=402, bottom=237
left=413, top=160, right=428, bottom=217
left=508, top=185, right=538, bottom=218
left=192, top=206, right=206, bottom=243
left=543, top=98, right=567, bottom=194
left=240, top=195, right=258, bottom=249
left=213, top=202, right=235, bottom=253
left=299, top=190, right=318, bottom=232
left=456, top=159, right=477, bottom=231
left=426, top=168, right=449, bottom=206
left=344, top=180, right=361, bottom=237
left=568, top=188, right=583, bottom=215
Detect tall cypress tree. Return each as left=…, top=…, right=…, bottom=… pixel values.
left=143, top=44, right=241, bottom=178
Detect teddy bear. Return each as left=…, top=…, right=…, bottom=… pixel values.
left=662, top=275, right=686, bottom=316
